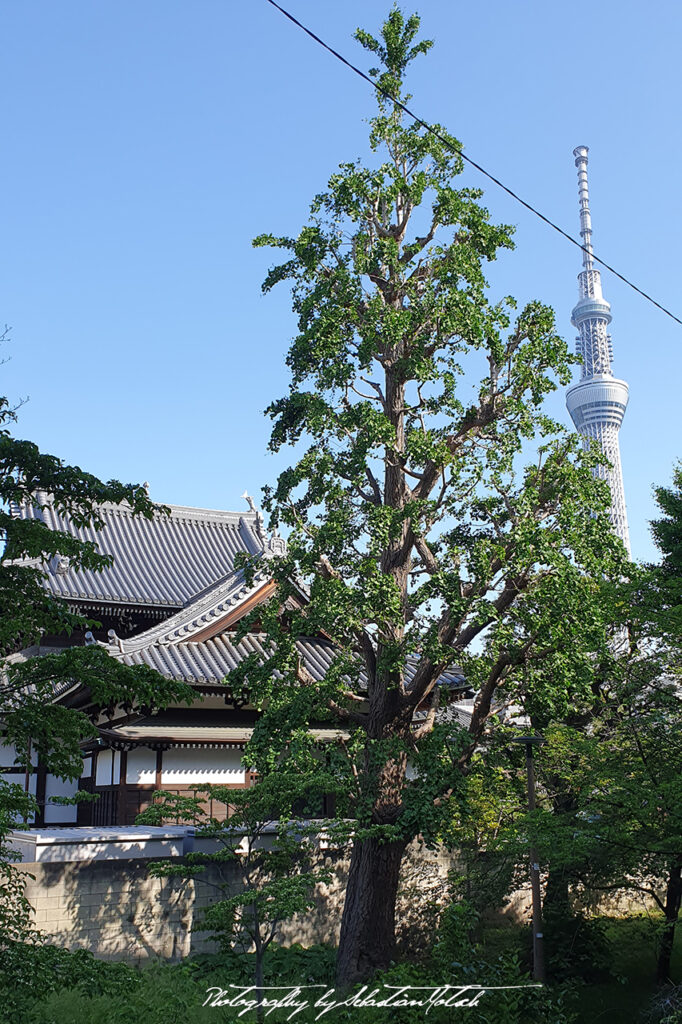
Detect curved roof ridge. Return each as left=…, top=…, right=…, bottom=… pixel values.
left=106, top=566, right=271, bottom=653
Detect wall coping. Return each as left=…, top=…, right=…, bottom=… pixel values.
left=8, top=826, right=195, bottom=863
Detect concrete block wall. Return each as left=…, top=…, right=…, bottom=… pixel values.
left=16, top=842, right=462, bottom=962
left=18, top=860, right=196, bottom=960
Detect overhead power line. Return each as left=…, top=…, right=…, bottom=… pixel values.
left=264, top=0, right=682, bottom=328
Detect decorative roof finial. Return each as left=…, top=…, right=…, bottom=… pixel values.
left=240, top=490, right=257, bottom=514
left=265, top=528, right=287, bottom=559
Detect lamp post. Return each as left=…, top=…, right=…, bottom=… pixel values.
left=512, top=735, right=545, bottom=984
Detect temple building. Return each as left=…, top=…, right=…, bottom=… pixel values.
left=4, top=494, right=467, bottom=827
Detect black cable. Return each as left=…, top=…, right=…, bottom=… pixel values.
left=264, top=0, right=682, bottom=328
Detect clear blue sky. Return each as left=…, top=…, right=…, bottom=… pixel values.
left=3, top=1, right=680, bottom=562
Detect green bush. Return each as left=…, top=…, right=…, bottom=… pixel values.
left=0, top=942, right=139, bottom=1023
left=641, top=984, right=682, bottom=1024
left=543, top=910, right=613, bottom=983
left=2, top=938, right=577, bottom=1024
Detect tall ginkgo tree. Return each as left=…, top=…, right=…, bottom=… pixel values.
left=240, top=8, right=626, bottom=984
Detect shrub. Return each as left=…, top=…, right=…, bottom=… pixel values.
left=0, top=942, right=140, bottom=1024
left=642, top=983, right=682, bottom=1024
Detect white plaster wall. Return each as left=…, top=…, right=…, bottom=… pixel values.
left=44, top=776, right=78, bottom=824
left=126, top=748, right=156, bottom=785
left=0, top=740, right=38, bottom=768
left=161, top=748, right=245, bottom=785
left=95, top=750, right=120, bottom=786
left=1, top=770, right=36, bottom=823
left=0, top=770, right=34, bottom=791
left=81, top=757, right=92, bottom=779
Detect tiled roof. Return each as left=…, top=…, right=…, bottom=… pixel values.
left=12, top=498, right=265, bottom=609
left=117, top=633, right=341, bottom=685
left=106, top=567, right=271, bottom=650
left=115, top=631, right=467, bottom=694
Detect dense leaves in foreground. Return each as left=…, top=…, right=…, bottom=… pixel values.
left=0, top=936, right=576, bottom=1024
left=0, top=337, right=193, bottom=938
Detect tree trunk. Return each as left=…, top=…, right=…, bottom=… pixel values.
left=336, top=835, right=408, bottom=986
left=252, top=902, right=265, bottom=1024
left=543, top=865, right=571, bottom=921
left=657, top=861, right=682, bottom=985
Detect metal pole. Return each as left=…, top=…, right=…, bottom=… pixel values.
left=525, top=742, right=546, bottom=984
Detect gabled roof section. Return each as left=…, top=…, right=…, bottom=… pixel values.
left=103, top=567, right=275, bottom=650
left=12, top=497, right=265, bottom=609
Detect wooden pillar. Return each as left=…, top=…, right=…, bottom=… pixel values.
left=77, top=764, right=95, bottom=827
left=117, top=749, right=128, bottom=825
left=155, top=748, right=163, bottom=790
left=35, top=761, right=47, bottom=827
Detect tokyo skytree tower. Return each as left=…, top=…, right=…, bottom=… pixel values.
left=565, top=146, right=631, bottom=555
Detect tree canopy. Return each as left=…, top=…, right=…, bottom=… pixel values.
left=237, top=6, right=628, bottom=984
left=0, top=334, right=193, bottom=938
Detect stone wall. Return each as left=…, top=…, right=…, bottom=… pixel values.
left=17, top=842, right=460, bottom=962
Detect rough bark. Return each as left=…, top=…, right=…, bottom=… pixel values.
left=336, top=835, right=409, bottom=986
left=657, top=861, right=682, bottom=984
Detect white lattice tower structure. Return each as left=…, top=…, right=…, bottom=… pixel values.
left=565, top=146, right=631, bottom=555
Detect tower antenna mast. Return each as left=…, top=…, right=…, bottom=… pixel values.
left=565, top=146, right=631, bottom=555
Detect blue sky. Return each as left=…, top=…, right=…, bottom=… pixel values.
left=2, top=1, right=680, bottom=563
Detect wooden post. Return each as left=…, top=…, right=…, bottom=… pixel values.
left=117, top=749, right=128, bottom=825
left=524, top=741, right=545, bottom=984
left=35, top=761, right=47, bottom=827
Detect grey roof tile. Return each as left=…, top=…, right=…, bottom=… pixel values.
left=12, top=499, right=265, bottom=609
left=114, top=632, right=467, bottom=695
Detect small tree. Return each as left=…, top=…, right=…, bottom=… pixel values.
left=138, top=776, right=333, bottom=1004
left=242, top=7, right=626, bottom=984
left=521, top=675, right=682, bottom=986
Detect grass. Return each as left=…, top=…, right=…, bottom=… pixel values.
left=574, top=917, right=682, bottom=1024
left=480, top=914, right=682, bottom=1024
left=3, top=916, right=681, bottom=1023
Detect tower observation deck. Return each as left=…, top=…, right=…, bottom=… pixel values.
left=566, top=146, right=631, bottom=555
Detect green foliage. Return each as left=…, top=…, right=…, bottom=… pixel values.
left=137, top=777, right=332, bottom=989
left=641, top=462, right=682, bottom=641
left=17, top=922, right=678, bottom=1024
left=542, top=910, right=613, bottom=983
left=0, top=331, right=194, bottom=941
left=0, top=942, right=140, bottom=1024
left=7, top=940, right=577, bottom=1024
